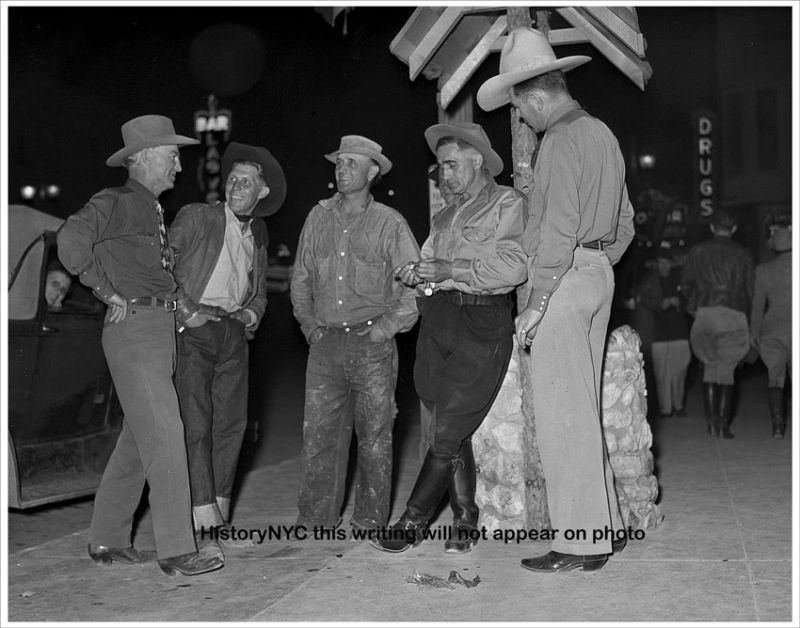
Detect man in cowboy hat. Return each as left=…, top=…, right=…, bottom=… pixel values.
left=751, top=212, right=792, bottom=439
left=291, top=135, right=420, bottom=535
left=58, top=114, right=223, bottom=577
left=169, top=142, right=286, bottom=558
left=371, top=121, right=527, bottom=554
left=477, top=28, right=635, bottom=573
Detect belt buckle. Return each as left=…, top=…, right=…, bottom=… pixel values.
left=164, top=299, right=177, bottom=312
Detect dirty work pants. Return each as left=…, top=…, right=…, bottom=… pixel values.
left=297, top=329, right=398, bottom=529
left=414, top=292, right=513, bottom=457
left=651, top=339, right=691, bottom=414
left=175, top=317, right=249, bottom=529
left=90, top=306, right=195, bottom=560
left=522, top=248, right=624, bottom=556
left=689, top=306, right=750, bottom=385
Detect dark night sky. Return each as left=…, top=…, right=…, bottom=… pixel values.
left=5, top=3, right=787, bottom=252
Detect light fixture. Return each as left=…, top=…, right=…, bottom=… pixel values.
left=20, top=185, right=37, bottom=200
left=638, top=154, right=656, bottom=169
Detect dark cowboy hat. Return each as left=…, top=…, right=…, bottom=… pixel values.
left=221, top=142, right=287, bottom=217
left=106, top=114, right=199, bottom=167
left=424, top=121, right=504, bottom=177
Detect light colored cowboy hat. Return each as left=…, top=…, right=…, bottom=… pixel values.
left=325, top=135, right=392, bottom=175
left=424, top=121, right=504, bottom=177
left=221, top=142, right=287, bottom=217
left=106, top=114, right=199, bottom=167
left=477, top=27, right=591, bottom=112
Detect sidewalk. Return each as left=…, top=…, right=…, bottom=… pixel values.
left=6, top=369, right=795, bottom=623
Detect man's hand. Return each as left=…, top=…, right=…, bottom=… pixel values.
left=356, top=323, right=388, bottom=343
left=184, top=311, right=221, bottom=328
left=394, top=261, right=422, bottom=287
left=309, top=326, right=327, bottom=345
left=414, top=258, right=453, bottom=283
left=515, top=307, right=543, bottom=348
left=230, top=309, right=253, bottom=327
left=107, top=293, right=128, bottom=324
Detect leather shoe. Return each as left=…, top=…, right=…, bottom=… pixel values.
left=520, top=550, right=608, bottom=573
left=611, top=536, right=627, bottom=555
left=444, top=526, right=478, bottom=554
left=370, top=519, right=424, bottom=553
left=217, top=523, right=256, bottom=550
left=88, top=544, right=154, bottom=566
left=158, top=551, right=224, bottom=577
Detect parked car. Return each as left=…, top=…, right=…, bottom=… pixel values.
left=7, top=204, right=122, bottom=509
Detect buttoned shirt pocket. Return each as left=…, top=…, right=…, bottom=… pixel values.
left=462, top=226, right=494, bottom=244
left=354, top=259, right=387, bottom=300
left=133, top=233, right=161, bottom=269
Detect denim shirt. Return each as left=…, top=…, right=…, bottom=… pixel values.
left=291, top=193, right=420, bottom=341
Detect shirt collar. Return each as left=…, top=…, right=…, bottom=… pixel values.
left=451, top=176, right=496, bottom=207
left=319, top=191, right=375, bottom=214
left=125, top=177, right=157, bottom=203
left=545, top=99, right=581, bottom=130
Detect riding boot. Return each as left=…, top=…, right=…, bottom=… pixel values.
left=718, top=384, right=735, bottom=439
left=702, top=382, right=720, bottom=438
left=768, top=387, right=786, bottom=439
left=370, top=448, right=456, bottom=553
left=444, top=441, right=479, bottom=553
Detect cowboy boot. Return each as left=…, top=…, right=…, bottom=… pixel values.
left=718, top=384, right=735, bottom=439
left=370, top=448, right=455, bottom=553
left=703, top=382, right=720, bottom=437
left=768, top=387, right=786, bottom=439
left=444, top=441, right=480, bottom=554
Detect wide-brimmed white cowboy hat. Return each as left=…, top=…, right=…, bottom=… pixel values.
left=477, top=27, right=591, bottom=111
left=106, top=114, right=199, bottom=167
left=424, top=121, right=504, bottom=177
left=325, top=135, right=392, bottom=175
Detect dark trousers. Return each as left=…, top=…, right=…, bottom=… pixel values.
left=90, top=306, right=195, bottom=560
left=297, top=330, right=398, bottom=529
left=414, top=293, right=514, bottom=456
left=175, top=318, right=248, bottom=528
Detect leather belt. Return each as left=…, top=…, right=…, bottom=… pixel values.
left=435, top=290, right=511, bottom=307
left=129, top=296, right=177, bottom=311
left=330, top=319, right=375, bottom=334
left=578, top=240, right=606, bottom=251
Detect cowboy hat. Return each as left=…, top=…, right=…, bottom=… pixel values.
left=477, top=27, right=591, bottom=112
left=325, top=135, right=392, bottom=175
left=106, top=114, right=199, bottom=167
left=221, top=142, right=287, bottom=217
left=424, top=121, right=504, bottom=177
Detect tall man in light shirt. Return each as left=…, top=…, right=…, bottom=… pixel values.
left=478, top=28, right=635, bottom=573
left=170, top=142, right=286, bottom=556
left=371, top=121, right=527, bottom=553
left=291, top=135, right=420, bottom=534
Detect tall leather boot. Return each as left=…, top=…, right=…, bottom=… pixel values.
left=768, top=387, right=786, bottom=439
left=703, top=382, right=720, bottom=438
left=718, top=384, right=735, bottom=439
left=370, top=448, right=455, bottom=553
left=443, top=441, right=479, bottom=554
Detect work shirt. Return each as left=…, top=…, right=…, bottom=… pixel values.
left=291, top=193, right=420, bottom=341
left=680, top=235, right=754, bottom=316
left=421, top=177, right=527, bottom=294
left=57, top=177, right=175, bottom=302
left=200, top=203, right=254, bottom=315
left=525, top=99, right=635, bottom=313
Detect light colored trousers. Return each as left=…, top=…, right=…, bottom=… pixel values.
left=523, top=248, right=623, bottom=555
left=651, top=339, right=691, bottom=414
left=689, top=306, right=750, bottom=385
